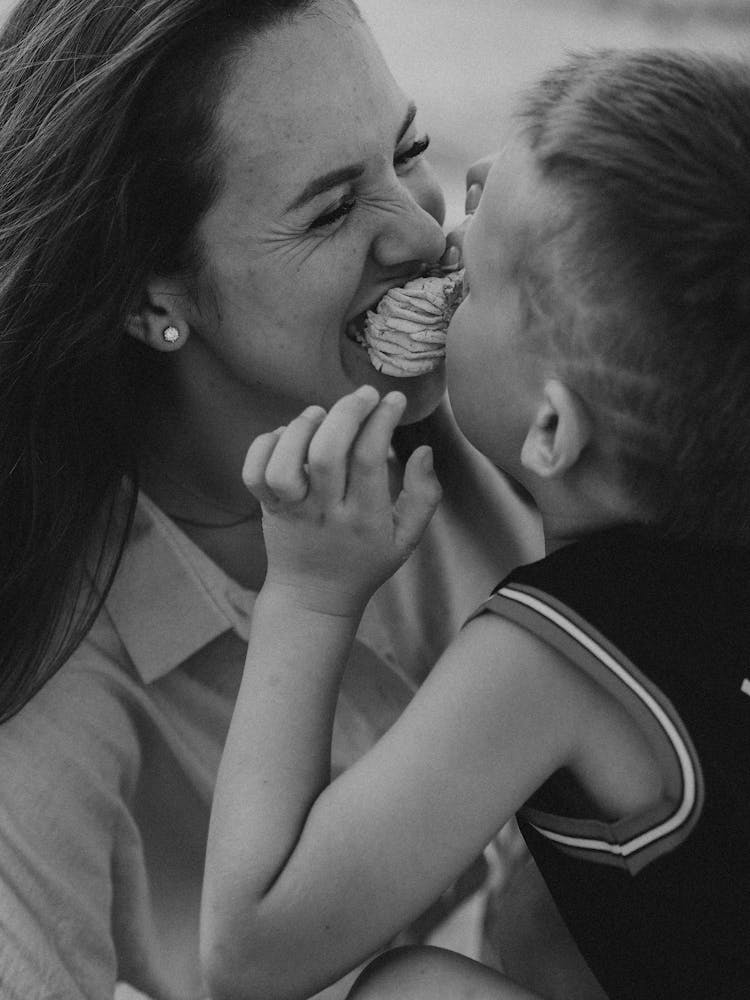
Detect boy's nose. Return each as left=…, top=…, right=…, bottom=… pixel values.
left=372, top=189, right=447, bottom=270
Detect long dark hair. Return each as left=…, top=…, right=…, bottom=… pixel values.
left=0, top=0, right=322, bottom=721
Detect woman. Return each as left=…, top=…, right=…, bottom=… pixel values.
left=0, top=0, right=540, bottom=997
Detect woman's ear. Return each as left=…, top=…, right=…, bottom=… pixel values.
left=520, top=379, right=591, bottom=479
left=125, top=275, right=192, bottom=352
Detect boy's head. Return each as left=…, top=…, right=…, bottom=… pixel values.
left=451, top=49, right=750, bottom=548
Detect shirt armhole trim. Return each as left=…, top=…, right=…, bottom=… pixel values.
left=472, top=584, right=703, bottom=871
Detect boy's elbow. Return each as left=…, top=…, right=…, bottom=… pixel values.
left=200, top=917, right=259, bottom=1000
left=200, top=883, right=267, bottom=1000
left=200, top=887, right=345, bottom=1000
left=201, top=943, right=265, bottom=1000
left=202, top=964, right=307, bottom=1000
left=200, top=926, right=303, bottom=1000
left=201, top=934, right=240, bottom=1000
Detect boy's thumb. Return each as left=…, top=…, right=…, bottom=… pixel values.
left=394, top=446, right=443, bottom=551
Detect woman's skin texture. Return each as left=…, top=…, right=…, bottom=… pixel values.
left=131, top=0, right=450, bottom=589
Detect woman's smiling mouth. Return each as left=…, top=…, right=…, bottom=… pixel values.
left=345, top=311, right=369, bottom=346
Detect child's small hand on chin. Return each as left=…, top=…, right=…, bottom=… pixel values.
left=242, top=385, right=442, bottom=617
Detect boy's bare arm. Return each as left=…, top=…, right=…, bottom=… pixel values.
left=202, top=617, right=590, bottom=999
left=348, top=946, right=550, bottom=1000
left=199, top=391, right=590, bottom=1000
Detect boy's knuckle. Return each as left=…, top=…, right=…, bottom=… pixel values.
left=351, top=447, right=379, bottom=470
left=307, top=441, right=334, bottom=472
left=330, top=396, right=359, bottom=420
left=264, top=469, right=291, bottom=494
left=243, top=469, right=266, bottom=493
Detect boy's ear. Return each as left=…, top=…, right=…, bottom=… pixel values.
left=124, top=275, right=193, bottom=352
left=520, top=379, right=591, bottom=479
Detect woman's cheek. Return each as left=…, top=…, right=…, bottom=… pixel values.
left=287, top=239, right=361, bottom=317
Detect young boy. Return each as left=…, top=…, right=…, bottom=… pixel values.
left=200, top=49, right=750, bottom=1000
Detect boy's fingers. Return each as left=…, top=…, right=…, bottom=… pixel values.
left=346, top=391, right=406, bottom=507
left=306, top=386, right=381, bottom=502
left=439, top=243, right=462, bottom=272
left=465, top=181, right=483, bottom=214
left=242, top=428, right=285, bottom=506
left=264, top=406, right=327, bottom=502
left=393, top=446, right=443, bottom=552
left=465, top=154, right=494, bottom=200
left=441, top=215, right=471, bottom=270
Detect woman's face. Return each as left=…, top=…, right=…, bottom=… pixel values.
left=184, top=0, right=447, bottom=426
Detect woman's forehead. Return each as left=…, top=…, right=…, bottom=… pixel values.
left=214, top=5, right=405, bottom=184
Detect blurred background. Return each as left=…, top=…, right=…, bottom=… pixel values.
left=1, top=0, right=747, bottom=223
left=357, top=0, right=750, bottom=225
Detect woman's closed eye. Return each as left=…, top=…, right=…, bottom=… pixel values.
left=394, top=134, right=430, bottom=172
left=309, top=197, right=356, bottom=230
left=308, top=135, right=431, bottom=231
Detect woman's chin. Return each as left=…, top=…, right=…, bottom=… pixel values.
left=361, top=365, right=446, bottom=424
left=341, top=331, right=445, bottom=421
left=398, top=370, right=446, bottom=424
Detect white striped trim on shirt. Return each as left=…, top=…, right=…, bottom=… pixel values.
left=494, top=584, right=701, bottom=864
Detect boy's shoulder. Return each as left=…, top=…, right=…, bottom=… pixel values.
left=500, top=523, right=750, bottom=639
left=483, top=524, right=750, bottom=678
left=476, top=523, right=750, bottom=811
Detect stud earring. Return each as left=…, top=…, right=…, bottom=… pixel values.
left=162, top=326, right=180, bottom=344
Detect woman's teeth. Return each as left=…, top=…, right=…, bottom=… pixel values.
left=345, top=315, right=368, bottom=345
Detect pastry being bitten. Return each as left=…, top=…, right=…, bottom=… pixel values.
left=361, top=269, right=465, bottom=377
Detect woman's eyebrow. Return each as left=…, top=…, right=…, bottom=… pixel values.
left=287, top=102, right=419, bottom=213
left=288, top=164, right=366, bottom=212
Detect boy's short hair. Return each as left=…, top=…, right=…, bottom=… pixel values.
left=517, top=49, right=750, bottom=548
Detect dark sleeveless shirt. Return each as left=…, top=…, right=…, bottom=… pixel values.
left=474, top=525, right=750, bottom=1000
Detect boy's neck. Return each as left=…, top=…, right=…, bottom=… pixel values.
left=533, top=471, right=640, bottom=555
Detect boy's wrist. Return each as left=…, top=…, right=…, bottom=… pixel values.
left=257, top=576, right=369, bottom=622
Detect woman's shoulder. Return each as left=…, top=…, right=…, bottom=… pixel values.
left=0, top=611, right=140, bottom=764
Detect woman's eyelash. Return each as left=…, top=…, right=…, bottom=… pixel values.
left=308, top=136, right=430, bottom=230
left=394, top=134, right=430, bottom=166
left=310, top=198, right=356, bottom=229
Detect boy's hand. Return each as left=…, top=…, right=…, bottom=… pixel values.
left=465, top=154, right=494, bottom=207
left=243, top=386, right=442, bottom=617
left=439, top=154, right=492, bottom=270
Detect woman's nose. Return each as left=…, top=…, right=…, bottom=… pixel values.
left=372, top=187, right=447, bottom=269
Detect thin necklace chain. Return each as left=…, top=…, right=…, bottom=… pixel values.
left=143, top=449, right=261, bottom=530
left=167, top=510, right=257, bottom=531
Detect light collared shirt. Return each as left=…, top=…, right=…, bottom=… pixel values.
left=0, top=418, right=540, bottom=1000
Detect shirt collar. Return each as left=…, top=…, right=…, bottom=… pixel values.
left=104, top=491, right=242, bottom=683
